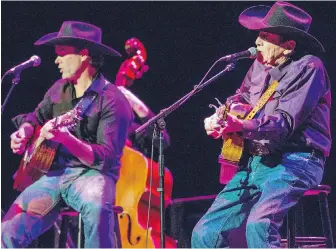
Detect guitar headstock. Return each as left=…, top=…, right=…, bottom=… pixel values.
left=217, top=104, right=229, bottom=121
left=209, top=98, right=230, bottom=122
left=213, top=101, right=251, bottom=121
left=115, top=37, right=149, bottom=87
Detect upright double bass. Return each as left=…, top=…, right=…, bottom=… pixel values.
left=115, top=38, right=176, bottom=248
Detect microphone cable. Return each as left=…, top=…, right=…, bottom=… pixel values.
left=145, top=127, right=157, bottom=248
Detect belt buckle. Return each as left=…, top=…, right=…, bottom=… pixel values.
left=250, top=142, right=270, bottom=156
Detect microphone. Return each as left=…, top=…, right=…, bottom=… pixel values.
left=8, top=55, right=41, bottom=74
left=219, top=47, right=257, bottom=62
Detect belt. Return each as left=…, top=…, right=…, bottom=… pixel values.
left=250, top=143, right=325, bottom=160
left=282, top=147, right=325, bottom=159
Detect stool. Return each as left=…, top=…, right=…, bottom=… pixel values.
left=285, top=185, right=334, bottom=248
left=54, top=205, right=123, bottom=248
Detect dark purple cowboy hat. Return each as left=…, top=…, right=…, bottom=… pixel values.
left=238, top=1, right=325, bottom=52
left=34, top=21, right=121, bottom=57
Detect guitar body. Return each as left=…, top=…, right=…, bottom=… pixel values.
left=13, top=126, right=58, bottom=192
left=217, top=102, right=251, bottom=184
left=13, top=109, right=81, bottom=192
left=219, top=135, right=244, bottom=185
left=218, top=81, right=279, bottom=184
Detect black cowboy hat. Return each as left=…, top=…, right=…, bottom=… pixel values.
left=34, top=21, right=121, bottom=56
left=238, top=1, right=325, bottom=52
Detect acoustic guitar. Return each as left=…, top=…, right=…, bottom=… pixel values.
left=217, top=80, right=279, bottom=184
left=215, top=101, right=251, bottom=184
left=13, top=107, right=82, bottom=191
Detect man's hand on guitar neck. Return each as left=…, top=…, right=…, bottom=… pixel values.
left=204, top=112, right=243, bottom=139
left=10, top=123, right=34, bottom=154
left=40, top=118, right=71, bottom=144
left=40, top=117, right=95, bottom=166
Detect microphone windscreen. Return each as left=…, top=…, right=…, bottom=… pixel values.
left=248, top=47, right=257, bottom=59
left=31, top=55, right=41, bottom=67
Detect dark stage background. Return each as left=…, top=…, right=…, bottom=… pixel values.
left=2, top=1, right=336, bottom=245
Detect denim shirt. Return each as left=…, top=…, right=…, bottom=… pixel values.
left=229, top=55, right=331, bottom=157
left=12, top=74, right=134, bottom=181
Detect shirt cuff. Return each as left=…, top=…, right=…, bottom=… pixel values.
left=11, top=113, right=39, bottom=129
left=242, top=120, right=259, bottom=140
left=90, top=144, right=105, bottom=166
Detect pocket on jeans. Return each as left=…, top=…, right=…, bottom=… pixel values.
left=308, top=153, right=325, bottom=165
left=283, top=152, right=323, bottom=169
left=282, top=152, right=323, bottom=187
left=283, top=152, right=310, bottom=161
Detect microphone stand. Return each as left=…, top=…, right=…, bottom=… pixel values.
left=1, top=71, right=22, bottom=115
left=136, top=62, right=236, bottom=248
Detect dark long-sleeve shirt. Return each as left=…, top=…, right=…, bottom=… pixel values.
left=12, top=74, right=134, bottom=181
left=229, top=55, right=331, bottom=157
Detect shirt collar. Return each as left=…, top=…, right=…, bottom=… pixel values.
left=267, top=58, right=293, bottom=81
left=85, top=73, right=109, bottom=95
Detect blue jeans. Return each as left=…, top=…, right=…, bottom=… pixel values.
left=1, top=167, right=116, bottom=248
left=191, top=152, right=324, bottom=248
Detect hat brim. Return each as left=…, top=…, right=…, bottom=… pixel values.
left=34, top=32, right=121, bottom=57
left=238, top=5, right=325, bottom=52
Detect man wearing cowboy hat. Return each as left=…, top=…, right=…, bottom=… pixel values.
left=192, top=2, right=331, bottom=248
left=2, top=21, right=133, bottom=248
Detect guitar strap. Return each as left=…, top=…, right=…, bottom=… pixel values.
left=75, top=76, right=114, bottom=118
left=72, top=73, right=109, bottom=120
left=245, top=80, right=279, bottom=120
left=75, top=92, right=98, bottom=119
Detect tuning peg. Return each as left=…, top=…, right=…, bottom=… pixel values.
left=209, top=97, right=223, bottom=110
left=209, top=104, right=219, bottom=110
left=214, top=98, right=223, bottom=106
